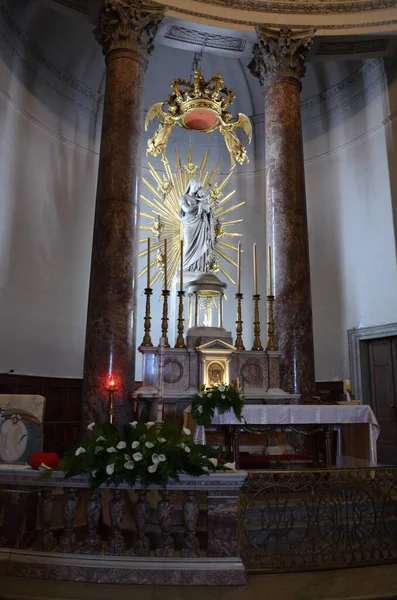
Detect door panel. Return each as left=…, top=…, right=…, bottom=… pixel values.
left=368, top=338, right=397, bottom=464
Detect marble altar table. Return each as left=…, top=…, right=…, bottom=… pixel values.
left=185, top=404, right=380, bottom=468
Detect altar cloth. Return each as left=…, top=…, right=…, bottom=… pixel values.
left=186, top=404, right=380, bottom=466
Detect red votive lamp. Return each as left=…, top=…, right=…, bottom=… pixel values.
left=107, top=377, right=116, bottom=424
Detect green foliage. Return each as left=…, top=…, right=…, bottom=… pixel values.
left=191, top=383, right=245, bottom=426
left=56, top=414, right=233, bottom=488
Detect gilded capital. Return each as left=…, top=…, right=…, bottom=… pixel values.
left=94, top=0, right=166, bottom=56
left=248, top=27, right=315, bottom=86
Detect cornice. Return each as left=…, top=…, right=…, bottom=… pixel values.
left=169, top=0, right=397, bottom=15
left=168, top=7, right=397, bottom=31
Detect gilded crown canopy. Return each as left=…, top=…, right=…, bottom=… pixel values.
left=145, top=68, right=252, bottom=166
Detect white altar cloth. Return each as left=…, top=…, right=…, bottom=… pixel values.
left=188, top=404, right=380, bottom=466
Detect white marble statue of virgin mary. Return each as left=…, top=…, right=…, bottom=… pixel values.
left=179, top=179, right=215, bottom=272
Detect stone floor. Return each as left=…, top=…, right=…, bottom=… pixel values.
left=3, top=565, right=397, bottom=600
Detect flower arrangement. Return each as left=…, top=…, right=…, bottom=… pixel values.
left=48, top=417, right=235, bottom=488
left=191, top=383, right=244, bottom=426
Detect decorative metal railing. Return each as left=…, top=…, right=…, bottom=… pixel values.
left=239, top=467, right=397, bottom=573
left=0, top=468, right=247, bottom=585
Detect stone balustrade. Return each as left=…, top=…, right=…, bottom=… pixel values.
left=0, top=466, right=247, bottom=585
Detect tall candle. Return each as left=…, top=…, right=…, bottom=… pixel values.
left=147, top=237, right=150, bottom=288
left=164, top=238, right=168, bottom=290
left=268, top=245, right=273, bottom=296
left=237, top=242, right=241, bottom=294
left=180, top=239, right=184, bottom=292
left=253, top=243, right=258, bottom=295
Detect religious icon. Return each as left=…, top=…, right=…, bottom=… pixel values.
left=208, top=362, right=224, bottom=386
left=0, top=396, right=45, bottom=464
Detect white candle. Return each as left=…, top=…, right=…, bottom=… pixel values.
left=237, top=242, right=241, bottom=294
left=180, top=239, right=184, bottom=292
left=147, top=237, right=150, bottom=288
left=268, top=245, right=273, bottom=296
left=164, top=239, right=167, bottom=290
left=253, top=243, right=258, bottom=295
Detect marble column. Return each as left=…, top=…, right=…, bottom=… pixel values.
left=249, top=27, right=315, bottom=397
left=82, top=1, right=165, bottom=427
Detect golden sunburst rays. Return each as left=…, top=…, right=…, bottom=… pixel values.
left=139, top=147, right=244, bottom=288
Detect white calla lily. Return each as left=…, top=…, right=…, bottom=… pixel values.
left=131, top=441, right=140, bottom=449
left=107, top=446, right=117, bottom=453
left=184, top=446, right=191, bottom=453
left=106, top=463, right=115, bottom=475
left=183, top=427, right=191, bottom=436
left=151, top=453, right=160, bottom=464
left=145, top=441, right=154, bottom=448
left=146, top=422, right=155, bottom=429
left=116, top=441, right=126, bottom=450
left=148, top=464, right=158, bottom=473
left=130, top=421, right=138, bottom=428
left=96, top=436, right=106, bottom=442
left=158, top=437, right=167, bottom=443
left=218, top=385, right=225, bottom=392
left=158, top=454, right=166, bottom=462
left=124, top=460, right=134, bottom=470
left=75, top=447, right=86, bottom=456
left=224, top=462, right=236, bottom=471
left=95, top=446, right=103, bottom=454
left=209, top=457, right=218, bottom=467
left=87, top=422, right=95, bottom=431
left=133, top=452, right=143, bottom=461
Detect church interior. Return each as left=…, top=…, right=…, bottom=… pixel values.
left=2, top=0, right=397, bottom=597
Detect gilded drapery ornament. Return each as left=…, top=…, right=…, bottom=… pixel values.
left=94, top=0, right=166, bottom=56
left=248, top=26, right=315, bottom=86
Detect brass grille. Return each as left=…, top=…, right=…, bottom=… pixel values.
left=239, top=468, right=397, bottom=572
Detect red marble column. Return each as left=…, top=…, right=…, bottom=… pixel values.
left=82, top=1, right=165, bottom=428
left=249, top=27, right=315, bottom=397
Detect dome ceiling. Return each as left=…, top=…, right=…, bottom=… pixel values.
left=48, top=0, right=397, bottom=34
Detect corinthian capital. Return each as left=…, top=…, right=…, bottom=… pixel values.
left=94, top=0, right=166, bottom=56
left=248, top=26, right=315, bottom=86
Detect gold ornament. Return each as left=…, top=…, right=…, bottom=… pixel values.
left=138, top=148, right=244, bottom=288
left=145, top=69, right=252, bottom=167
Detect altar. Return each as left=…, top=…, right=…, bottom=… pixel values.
left=185, top=404, right=380, bottom=468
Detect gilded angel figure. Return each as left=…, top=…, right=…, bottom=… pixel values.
left=145, top=103, right=180, bottom=158
left=218, top=112, right=252, bottom=166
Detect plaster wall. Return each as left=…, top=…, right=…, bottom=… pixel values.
left=303, top=58, right=397, bottom=381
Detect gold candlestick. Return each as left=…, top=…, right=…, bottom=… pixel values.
left=175, top=291, right=186, bottom=348
left=161, top=289, right=170, bottom=348
left=266, top=294, right=276, bottom=351
left=252, top=294, right=264, bottom=351
left=235, top=292, right=245, bottom=350
left=107, top=379, right=116, bottom=424
left=141, top=287, right=153, bottom=347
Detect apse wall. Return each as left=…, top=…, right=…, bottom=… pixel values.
left=302, top=58, right=397, bottom=381
left=0, top=0, right=101, bottom=376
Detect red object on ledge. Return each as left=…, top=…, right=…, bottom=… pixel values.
left=29, top=452, right=59, bottom=470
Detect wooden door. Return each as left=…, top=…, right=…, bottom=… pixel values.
left=368, top=338, right=397, bottom=464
